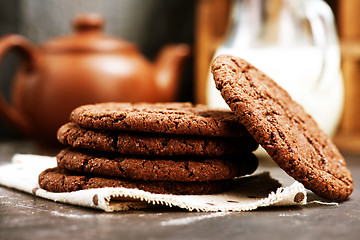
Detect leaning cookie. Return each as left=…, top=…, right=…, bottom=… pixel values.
left=56, top=148, right=258, bottom=182
left=70, top=102, right=250, bottom=137
left=38, top=167, right=228, bottom=195
left=211, top=55, right=353, bottom=201
left=58, top=122, right=258, bottom=156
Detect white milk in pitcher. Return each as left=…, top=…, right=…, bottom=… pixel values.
left=206, top=45, right=344, bottom=136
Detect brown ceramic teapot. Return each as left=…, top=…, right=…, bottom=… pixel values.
left=0, top=13, right=190, bottom=144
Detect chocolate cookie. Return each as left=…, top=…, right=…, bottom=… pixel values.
left=38, top=167, right=227, bottom=195
left=211, top=55, right=353, bottom=201
left=70, top=102, right=250, bottom=137
left=57, top=122, right=258, bottom=156
left=57, top=148, right=258, bottom=182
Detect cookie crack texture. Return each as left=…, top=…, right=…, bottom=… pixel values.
left=81, top=154, right=89, bottom=173
left=70, top=102, right=251, bottom=137
left=39, top=167, right=227, bottom=195
left=58, top=121, right=258, bottom=157
left=109, top=131, right=119, bottom=151
left=56, top=149, right=256, bottom=182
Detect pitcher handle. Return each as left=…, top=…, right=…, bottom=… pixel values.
left=0, top=34, right=37, bottom=135
left=303, top=0, right=340, bottom=89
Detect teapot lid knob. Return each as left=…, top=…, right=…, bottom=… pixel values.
left=73, top=13, right=104, bottom=33
left=41, top=12, right=136, bottom=53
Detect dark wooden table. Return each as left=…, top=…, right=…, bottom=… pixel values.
left=1, top=140, right=359, bottom=240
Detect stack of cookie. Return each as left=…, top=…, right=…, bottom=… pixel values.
left=38, top=54, right=354, bottom=201
left=39, top=102, right=259, bottom=195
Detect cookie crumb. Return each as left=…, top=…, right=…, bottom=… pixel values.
left=92, top=194, right=99, bottom=206
left=293, top=192, right=305, bottom=203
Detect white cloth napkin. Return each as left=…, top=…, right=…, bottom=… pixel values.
left=0, top=154, right=307, bottom=212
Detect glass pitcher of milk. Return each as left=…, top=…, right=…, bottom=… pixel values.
left=207, top=0, right=343, bottom=136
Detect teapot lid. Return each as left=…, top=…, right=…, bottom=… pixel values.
left=40, top=13, right=137, bottom=53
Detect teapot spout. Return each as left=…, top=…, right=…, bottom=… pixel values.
left=155, top=44, right=190, bottom=102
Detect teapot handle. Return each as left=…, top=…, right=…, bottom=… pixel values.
left=0, top=34, right=37, bottom=135
left=303, top=0, right=340, bottom=89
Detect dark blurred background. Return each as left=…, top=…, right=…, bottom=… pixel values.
left=0, top=0, right=195, bottom=140
left=1, top=0, right=360, bottom=154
